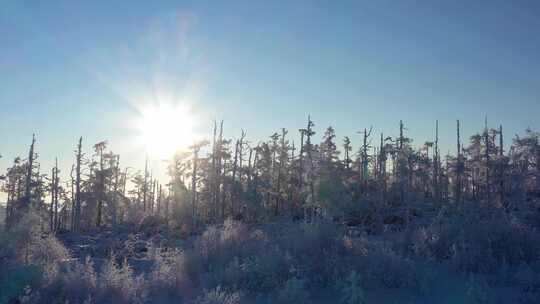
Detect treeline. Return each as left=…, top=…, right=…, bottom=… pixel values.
left=2, top=117, right=540, bottom=231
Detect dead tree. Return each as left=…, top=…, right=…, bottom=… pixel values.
left=498, top=125, right=504, bottom=206
left=73, top=137, right=83, bottom=231
left=69, top=164, right=75, bottom=230
left=95, top=142, right=106, bottom=228
left=157, top=183, right=162, bottom=216
left=379, top=133, right=388, bottom=203
left=456, top=120, right=462, bottom=204
left=151, top=178, right=157, bottom=214
left=298, top=128, right=306, bottom=194
left=49, top=163, right=57, bottom=231
left=433, top=121, right=440, bottom=201
left=217, top=121, right=225, bottom=219
left=143, top=155, right=148, bottom=212
left=247, top=147, right=253, bottom=186
left=304, top=116, right=316, bottom=220
left=53, top=159, right=59, bottom=231
left=231, top=131, right=246, bottom=215
left=360, top=127, right=373, bottom=192
left=275, top=128, right=287, bottom=216
left=23, top=134, right=36, bottom=211
left=398, top=121, right=405, bottom=205
left=343, top=136, right=352, bottom=170
left=191, top=141, right=198, bottom=222
left=210, top=120, right=217, bottom=217
left=112, top=155, right=120, bottom=226
left=484, top=117, right=491, bottom=203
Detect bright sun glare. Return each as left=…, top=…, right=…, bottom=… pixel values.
left=136, top=103, right=198, bottom=158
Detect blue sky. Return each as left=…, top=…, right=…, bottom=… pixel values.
left=1, top=0, right=540, bottom=187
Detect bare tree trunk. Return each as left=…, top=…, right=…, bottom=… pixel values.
left=157, top=184, right=162, bottom=217
left=221, top=158, right=227, bottom=219
left=305, top=116, right=316, bottom=221
left=69, top=165, right=75, bottom=230
left=344, top=137, right=351, bottom=170
left=24, top=134, right=36, bottom=211
left=5, top=180, right=12, bottom=229
left=298, top=129, right=306, bottom=216
left=74, top=137, right=83, bottom=232
left=166, top=184, right=171, bottom=221
left=484, top=117, right=491, bottom=203
left=54, top=162, right=60, bottom=232
left=112, top=155, right=119, bottom=226
left=275, top=128, right=287, bottom=216
left=456, top=120, right=462, bottom=204
left=361, top=127, right=373, bottom=193
left=399, top=121, right=404, bottom=205
left=498, top=125, right=504, bottom=207
left=379, top=133, right=387, bottom=204
left=150, top=177, right=156, bottom=214
left=247, top=147, right=253, bottom=186
left=217, top=121, right=224, bottom=219
left=211, top=120, right=217, bottom=218
left=433, top=121, right=440, bottom=201
left=191, top=143, right=199, bottom=226
left=143, top=156, right=148, bottom=213
left=50, top=166, right=55, bottom=231
left=96, top=146, right=104, bottom=228
left=231, top=139, right=239, bottom=215
left=74, top=138, right=82, bottom=230
left=53, top=159, right=59, bottom=232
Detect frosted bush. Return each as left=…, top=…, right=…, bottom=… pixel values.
left=465, top=275, right=494, bottom=304
left=67, top=256, right=97, bottom=290
left=275, top=277, right=311, bottom=304
left=199, top=226, right=222, bottom=259
left=148, top=247, right=198, bottom=300
left=194, top=286, right=241, bottom=304
left=98, top=255, right=147, bottom=304
left=240, top=249, right=289, bottom=293
left=336, top=271, right=366, bottom=304
left=28, top=234, right=70, bottom=282
left=221, top=219, right=248, bottom=243
left=151, top=249, right=186, bottom=286
left=361, top=246, right=417, bottom=288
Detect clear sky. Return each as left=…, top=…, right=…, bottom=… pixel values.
left=1, top=0, right=540, bottom=192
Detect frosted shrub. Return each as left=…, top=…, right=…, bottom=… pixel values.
left=435, top=214, right=540, bottom=274
left=399, top=227, right=430, bottom=257
left=275, top=277, right=311, bottom=304
left=240, top=248, right=289, bottom=293
left=149, top=248, right=197, bottom=299
left=194, top=286, right=242, bottom=304
left=221, top=257, right=242, bottom=288
left=150, top=249, right=186, bottom=286
left=336, top=271, right=366, bottom=304
left=221, top=219, right=248, bottom=243
left=37, top=255, right=97, bottom=303
left=67, top=256, right=97, bottom=288
left=98, top=255, right=147, bottom=304
left=198, top=226, right=222, bottom=259
left=277, top=221, right=344, bottom=286
left=138, top=214, right=163, bottom=236
left=361, top=246, right=417, bottom=289
left=514, top=263, right=540, bottom=303
left=196, top=220, right=251, bottom=275
left=28, top=234, right=70, bottom=282
left=465, top=275, right=494, bottom=304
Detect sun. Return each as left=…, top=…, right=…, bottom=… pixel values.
left=136, top=103, right=198, bottom=158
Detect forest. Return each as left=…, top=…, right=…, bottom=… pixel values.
left=1, top=117, right=540, bottom=304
